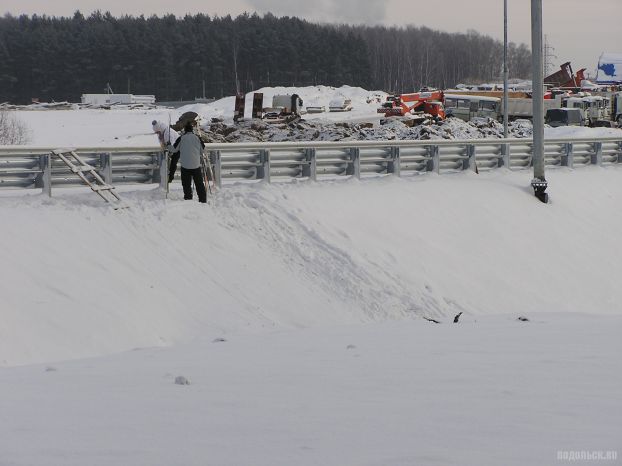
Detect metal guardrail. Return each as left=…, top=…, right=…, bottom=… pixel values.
left=0, top=147, right=165, bottom=195
left=1, top=137, right=621, bottom=196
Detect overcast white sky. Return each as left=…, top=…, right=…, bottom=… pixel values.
left=3, top=0, right=619, bottom=78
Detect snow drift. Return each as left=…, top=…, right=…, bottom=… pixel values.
left=2, top=166, right=622, bottom=366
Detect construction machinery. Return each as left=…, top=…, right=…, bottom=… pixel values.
left=561, top=94, right=617, bottom=126
left=377, top=90, right=446, bottom=120
left=544, top=62, right=586, bottom=89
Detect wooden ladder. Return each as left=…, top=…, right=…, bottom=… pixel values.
left=52, top=149, right=124, bottom=205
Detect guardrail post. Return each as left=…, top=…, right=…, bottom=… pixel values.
left=158, top=151, right=168, bottom=190
left=502, top=142, right=510, bottom=168
left=212, top=151, right=222, bottom=188
left=39, top=153, right=52, bottom=197
left=100, top=152, right=113, bottom=184
left=388, top=146, right=400, bottom=176
left=466, top=144, right=477, bottom=172
left=302, top=148, right=316, bottom=181
left=562, top=143, right=573, bottom=168
left=591, top=142, right=603, bottom=166
left=257, top=149, right=271, bottom=183
left=618, top=142, right=622, bottom=164
left=345, top=148, right=360, bottom=179
left=426, top=145, right=440, bottom=173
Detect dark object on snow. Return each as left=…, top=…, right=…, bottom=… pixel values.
left=453, top=312, right=463, bottom=323
left=424, top=316, right=441, bottom=324
left=545, top=108, right=585, bottom=128
left=168, top=152, right=180, bottom=183
left=517, top=316, right=530, bottom=322
left=234, top=93, right=245, bottom=123
left=213, top=338, right=227, bottom=343
left=222, top=126, right=237, bottom=137
left=291, top=93, right=303, bottom=115
left=252, top=93, right=263, bottom=119
left=172, top=111, right=199, bottom=131
left=174, top=375, right=191, bottom=385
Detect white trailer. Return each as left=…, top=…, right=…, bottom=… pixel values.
left=80, top=94, right=156, bottom=107
left=500, top=98, right=560, bottom=119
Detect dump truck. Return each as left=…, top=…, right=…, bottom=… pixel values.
left=499, top=98, right=562, bottom=120
left=562, top=94, right=618, bottom=126
left=544, top=62, right=586, bottom=88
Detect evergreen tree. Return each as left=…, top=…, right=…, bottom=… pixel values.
left=0, top=12, right=530, bottom=104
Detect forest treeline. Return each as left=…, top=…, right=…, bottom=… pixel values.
left=0, top=11, right=532, bottom=104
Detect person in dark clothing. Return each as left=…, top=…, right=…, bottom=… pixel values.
left=169, top=122, right=207, bottom=203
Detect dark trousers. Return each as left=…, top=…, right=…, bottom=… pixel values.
left=168, top=152, right=180, bottom=183
left=181, top=167, right=207, bottom=203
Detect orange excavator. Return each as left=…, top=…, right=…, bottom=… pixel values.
left=377, top=90, right=446, bottom=120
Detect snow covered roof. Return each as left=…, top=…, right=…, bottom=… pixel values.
left=596, top=52, right=622, bottom=84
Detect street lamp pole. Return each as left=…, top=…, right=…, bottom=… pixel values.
left=531, top=0, right=548, bottom=203
left=503, top=0, right=509, bottom=140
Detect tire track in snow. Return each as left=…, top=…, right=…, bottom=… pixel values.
left=214, top=185, right=464, bottom=320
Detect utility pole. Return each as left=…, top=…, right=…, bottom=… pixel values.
left=543, top=35, right=557, bottom=76
left=531, top=0, right=548, bottom=203
left=503, top=0, right=509, bottom=141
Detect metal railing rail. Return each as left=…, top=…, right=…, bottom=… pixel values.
left=1, top=136, right=620, bottom=196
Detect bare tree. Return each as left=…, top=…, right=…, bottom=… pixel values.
left=0, top=110, right=30, bottom=145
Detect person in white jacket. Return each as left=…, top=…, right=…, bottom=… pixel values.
left=152, top=120, right=180, bottom=183
left=169, top=122, right=207, bottom=203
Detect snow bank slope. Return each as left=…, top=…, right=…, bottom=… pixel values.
left=1, top=166, right=621, bottom=366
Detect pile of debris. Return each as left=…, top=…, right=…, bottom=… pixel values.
left=0, top=101, right=76, bottom=111
left=198, top=116, right=533, bottom=143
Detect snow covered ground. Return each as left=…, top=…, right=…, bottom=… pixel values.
left=1, top=314, right=620, bottom=466
left=1, top=86, right=621, bottom=465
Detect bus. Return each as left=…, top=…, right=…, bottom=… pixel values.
left=443, top=94, right=500, bottom=121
